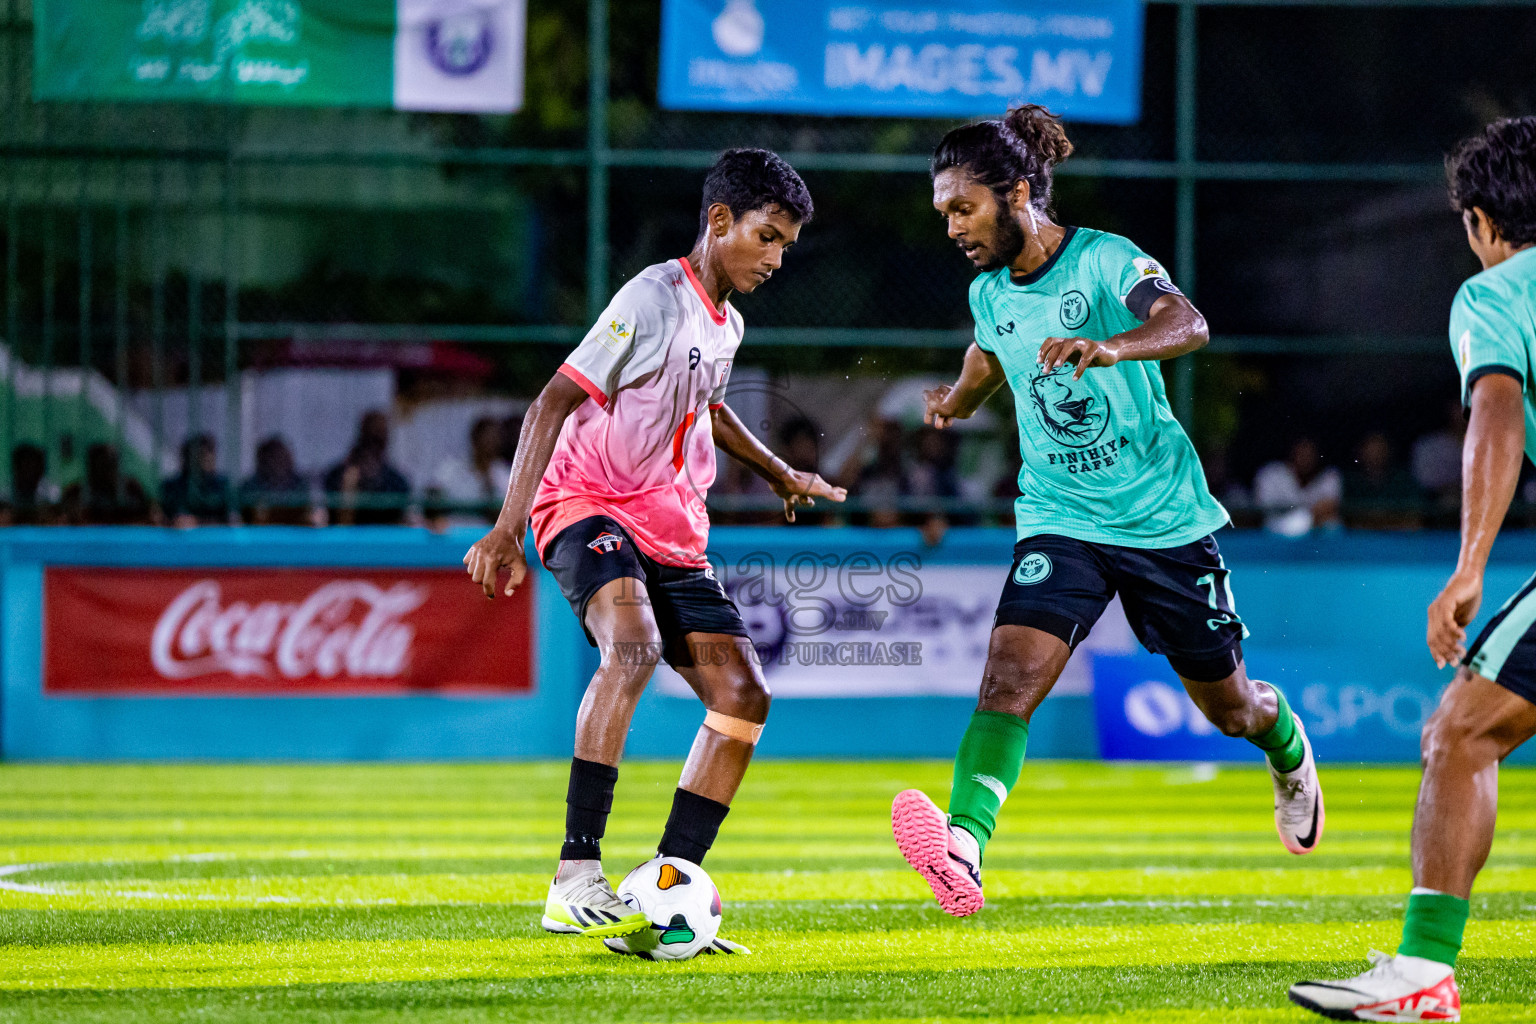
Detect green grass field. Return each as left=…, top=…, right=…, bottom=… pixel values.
left=0, top=761, right=1532, bottom=1023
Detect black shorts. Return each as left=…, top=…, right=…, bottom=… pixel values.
left=1464, top=572, right=1536, bottom=706
left=540, top=515, right=748, bottom=668
left=995, top=533, right=1248, bottom=682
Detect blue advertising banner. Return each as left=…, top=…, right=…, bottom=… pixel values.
left=659, top=0, right=1143, bottom=123
left=1093, top=648, right=1451, bottom=764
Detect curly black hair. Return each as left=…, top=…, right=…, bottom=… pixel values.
left=1446, top=116, right=1536, bottom=247
left=932, top=104, right=1075, bottom=214
left=698, top=148, right=814, bottom=236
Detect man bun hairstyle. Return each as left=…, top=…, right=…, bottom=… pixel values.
left=1446, top=115, right=1536, bottom=247
left=699, top=148, right=814, bottom=236
left=932, top=104, right=1075, bottom=213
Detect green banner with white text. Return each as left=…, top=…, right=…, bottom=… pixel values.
left=33, top=0, right=525, bottom=111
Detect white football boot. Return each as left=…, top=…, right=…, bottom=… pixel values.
left=540, top=859, right=647, bottom=938
left=1270, top=713, right=1325, bottom=855
left=1289, top=951, right=1460, bottom=1021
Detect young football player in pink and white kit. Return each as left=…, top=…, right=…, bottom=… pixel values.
left=464, top=149, right=844, bottom=940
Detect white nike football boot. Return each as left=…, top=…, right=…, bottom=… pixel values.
left=1289, top=951, right=1460, bottom=1021
left=1270, top=713, right=1325, bottom=855
left=540, top=859, right=648, bottom=938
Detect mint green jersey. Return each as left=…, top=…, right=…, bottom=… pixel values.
left=1451, top=246, right=1536, bottom=462
left=970, top=226, right=1229, bottom=548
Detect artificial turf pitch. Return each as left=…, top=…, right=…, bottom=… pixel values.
left=0, top=762, right=1531, bottom=1023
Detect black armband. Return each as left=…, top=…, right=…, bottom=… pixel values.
left=1124, top=276, right=1184, bottom=322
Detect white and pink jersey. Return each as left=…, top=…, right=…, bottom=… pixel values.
left=530, top=259, right=740, bottom=568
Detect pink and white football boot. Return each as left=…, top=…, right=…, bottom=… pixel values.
left=1289, top=951, right=1460, bottom=1021
left=891, top=789, right=984, bottom=918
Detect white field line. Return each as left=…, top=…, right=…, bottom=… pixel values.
left=0, top=850, right=539, bottom=907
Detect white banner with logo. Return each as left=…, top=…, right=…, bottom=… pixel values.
left=655, top=561, right=1135, bottom=698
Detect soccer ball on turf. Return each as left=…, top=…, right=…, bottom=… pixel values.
left=610, top=856, right=722, bottom=960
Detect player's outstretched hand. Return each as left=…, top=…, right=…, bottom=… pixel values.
left=1428, top=569, right=1482, bottom=669
left=1038, top=336, right=1121, bottom=380
left=923, top=384, right=961, bottom=428
left=463, top=526, right=528, bottom=600
left=772, top=469, right=847, bottom=523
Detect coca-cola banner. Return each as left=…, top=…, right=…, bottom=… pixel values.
left=44, top=568, right=533, bottom=695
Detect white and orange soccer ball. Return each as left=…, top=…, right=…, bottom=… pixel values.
left=610, top=856, right=722, bottom=960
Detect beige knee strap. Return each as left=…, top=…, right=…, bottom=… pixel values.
left=704, top=710, right=764, bottom=745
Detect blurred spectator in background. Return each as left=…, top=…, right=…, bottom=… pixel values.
left=778, top=416, right=831, bottom=525
left=1412, top=400, right=1466, bottom=525
left=909, top=425, right=961, bottom=538
left=6, top=443, right=61, bottom=524
left=843, top=417, right=909, bottom=528
left=160, top=434, right=231, bottom=527
left=62, top=443, right=154, bottom=525
left=426, top=417, right=511, bottom=528
left=241, top=436, right=312, bottom=526
left=1254, top=437, right=1342, bottom=537
left=908, top=427, right=960, bottom=504
left=1343, top=431, right=1423, bottom=531
left=1200, top=444, right=1255, bottom=524
left=324, top=410, right=411, bottom=525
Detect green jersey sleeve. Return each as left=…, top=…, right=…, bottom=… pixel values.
left=1094, top=234, right=1183, bottom=322
left=1452, top=276, right=1529, bottom=406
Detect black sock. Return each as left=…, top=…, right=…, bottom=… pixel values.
left=657, top=788, right=730, bottom=865
left=560, top=757, right=619, bottom=862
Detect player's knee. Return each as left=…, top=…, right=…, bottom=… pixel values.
left=979, top=646, right=1055, bottom=701
left=1420, top=701, right=1479, bottom=770
left=707, top=668, right=771, bottom=723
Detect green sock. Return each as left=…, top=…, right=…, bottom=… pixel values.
left=1398, top=890, right=1469, bottom=966
left=947, top=710, right=1030, bottom=858
left=1250, top=682, right=1305, bottom=773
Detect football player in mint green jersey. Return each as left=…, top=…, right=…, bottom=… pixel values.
left=1291, top=117, right=1536, bottom=1024
left=889, top=105, right=1324, bottom=919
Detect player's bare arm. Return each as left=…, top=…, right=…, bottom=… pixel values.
left=463, top=371, right=587, bottom=599
left=924, top=343, right=1006, bottom=429
left=1428, top=372, right=1525, bottom=668
left=710, top=403, right=846, bottom=521
left=1037, top=292, right=1208, bottom=380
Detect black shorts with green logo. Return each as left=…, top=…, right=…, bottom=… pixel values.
left=994, top=533, right=1248, bottom=682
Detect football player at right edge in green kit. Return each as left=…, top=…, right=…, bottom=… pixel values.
left=1290, top=117, right=1536, bottom=1024
left=890, top=105, right=1325, bottom=917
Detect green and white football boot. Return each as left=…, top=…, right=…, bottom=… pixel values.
left=540, top=859, right=647, bottom=938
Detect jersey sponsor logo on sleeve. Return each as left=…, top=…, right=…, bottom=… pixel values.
left=1059, top=290, right=1090, bottom=330
left=1132, top=257, right=1165, bottom=279
left=713, top=359, right=732, bottom=390
left=1458, top=329, right=1471, bottom=371
left=600, top=315, right=634, bottom=352
left=1013, top=552, right=1053, bottom=585
left=587, top=532, right=624, bottom=554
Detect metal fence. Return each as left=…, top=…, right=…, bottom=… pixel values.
left=2, top=0, right=1534, bottom=513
